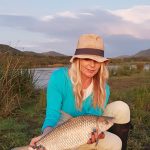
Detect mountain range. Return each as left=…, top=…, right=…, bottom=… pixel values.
left=115, top=49, right=150, bottom=58
left=0, top=44, right=150, bottom=58
left=0, top=44, right=66, bottom=56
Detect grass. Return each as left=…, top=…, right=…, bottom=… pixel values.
left=0, top=55, right=40, bottom=149
left=0, top=55, right=36, bottom=117
left=0, top=65, right=150, bottom=149
left=109, top=71, right=150, bottom=150
left=0, top=101, right=45, bottom=150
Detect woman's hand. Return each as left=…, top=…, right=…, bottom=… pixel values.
left=87, top=129, right=105, bottom=144
left=29, top=135, right=42, bottom=148
left=29, top=127, right=53, bottom=149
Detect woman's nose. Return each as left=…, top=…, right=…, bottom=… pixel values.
left=90, top=60, right=95, bottom=67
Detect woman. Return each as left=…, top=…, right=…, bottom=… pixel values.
left=30, top=34, right=131, bottom=150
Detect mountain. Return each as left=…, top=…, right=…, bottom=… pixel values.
left=2, top=43, right=149, bottom=58
left=115, top=49, right=150, bottom=58
left=23, top=51, right=41, bottom=56
left=0, top=44, right=66, bottom=56
left=0, top=44, right=23, bottom=55
left=133, top=49, right=150, bottom=58
left=115, top=55, right=130, bottom=59
left=41, top=51, right=66, bottom=56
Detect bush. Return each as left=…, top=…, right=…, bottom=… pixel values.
left=0, top=55, right=36, bottom=117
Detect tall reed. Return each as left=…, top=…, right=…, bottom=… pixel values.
left=0, top=55, right=36, bottom=117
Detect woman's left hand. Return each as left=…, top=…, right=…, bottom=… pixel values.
left=87, top=129, right=105, bottom=144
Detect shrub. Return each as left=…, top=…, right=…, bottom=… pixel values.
left=0, top=55, right=36, bottom=117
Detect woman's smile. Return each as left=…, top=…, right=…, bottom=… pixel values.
left=86, top=68, right=96, bottom=73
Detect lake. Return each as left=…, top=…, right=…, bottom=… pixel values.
left=31, top=67, right=60, bottom=89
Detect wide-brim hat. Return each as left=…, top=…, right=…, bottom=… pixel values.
left=70, top=34, right=109, bottom=63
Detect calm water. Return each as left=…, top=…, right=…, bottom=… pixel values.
left=31, top=67, right=60, bottom=89
left=33, top=64, right=150, bottom=89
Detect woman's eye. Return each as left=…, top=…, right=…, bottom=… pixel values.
left=83, top=58, right=91, bottom=61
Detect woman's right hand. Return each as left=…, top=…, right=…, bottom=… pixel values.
left=29, top=127, right=53, bottom=148
left=29, top=135, right=42, bottom=148
left=87, top=129, right=105, bottom=144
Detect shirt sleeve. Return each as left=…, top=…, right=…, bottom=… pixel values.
left=41, top=70, right=63, bottom=131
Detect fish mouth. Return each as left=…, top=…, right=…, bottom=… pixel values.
left=101, top=116, right=115, bottom=122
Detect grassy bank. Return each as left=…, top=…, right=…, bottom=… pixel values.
left=0, top=66, right=150, bottom=149
left=109, top=71, right=150, bottom=149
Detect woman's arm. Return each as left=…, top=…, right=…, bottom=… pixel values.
left=42, top=69, right=63, bottom=131
left=30, top=69, right=63, bottom=147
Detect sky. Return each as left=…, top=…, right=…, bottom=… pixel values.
left=0, top=0, right=150, bottom=57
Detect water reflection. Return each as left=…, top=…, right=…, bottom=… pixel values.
left=31, top=67, right=59, bottom=89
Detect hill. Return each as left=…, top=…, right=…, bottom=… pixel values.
left=1, top=44, right=149, bottom=59
left=0, top=44, right=66, bottom=56
left=115, top=55, right=130, bottom=59
left=23, top=51, right=41, bottom=56
left=133, top=49, right=150, bottom=58
left=115, top=49, right=150, bottom=59
left=41, top=51, right=66, bottom=56
left=0, top=44, right=23, bottom=55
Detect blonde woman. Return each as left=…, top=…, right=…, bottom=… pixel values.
left=30, top=34, right=131, bottom=150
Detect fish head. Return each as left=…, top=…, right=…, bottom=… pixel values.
left=97, top=116, right=115, bottom=131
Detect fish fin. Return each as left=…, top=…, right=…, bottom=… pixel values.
left=56, top=111, right=73, bottom=126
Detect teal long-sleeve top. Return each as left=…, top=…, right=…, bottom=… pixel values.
left=42, top=67, right=110, bottom=131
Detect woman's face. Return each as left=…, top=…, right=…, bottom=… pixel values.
left=80, top=58, right=101, bottom=78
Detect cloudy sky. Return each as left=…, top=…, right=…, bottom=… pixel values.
left=0, top=0, right=150, bottom=57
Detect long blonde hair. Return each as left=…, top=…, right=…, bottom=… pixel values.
left=69, top=59, right=109, bottom=109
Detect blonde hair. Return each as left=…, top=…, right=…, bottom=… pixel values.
left=69, top=59, right=109, bottom=109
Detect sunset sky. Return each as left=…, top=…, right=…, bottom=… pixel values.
left=0, top=0, right=150, bottom=57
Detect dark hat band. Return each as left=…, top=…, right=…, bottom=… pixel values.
left=75, top=48, right=104, bottom=57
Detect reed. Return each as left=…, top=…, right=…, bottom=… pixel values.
left=0, top=55, right=36, bottom=117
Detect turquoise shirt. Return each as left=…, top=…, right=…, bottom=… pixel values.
left=42, top=67, right=110, bottom=131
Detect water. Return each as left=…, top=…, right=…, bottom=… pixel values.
left=31, top=67, right=59, bottom=89
left=144, top=64, right=150, bottom=71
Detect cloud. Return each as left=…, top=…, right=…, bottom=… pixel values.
left=1, top=7, right=149, bottom=39
left=79, top=12, right=94, bottom=16
left=41, top=15, right=54, bottom=21
left=56, top=11, right=79, bottom=19
left=111, top=5, right=150, bottom=23
left=0, top=6, right=150, bottom=57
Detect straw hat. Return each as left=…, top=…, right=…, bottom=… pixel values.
left=70, top=34, right=109, bottom=63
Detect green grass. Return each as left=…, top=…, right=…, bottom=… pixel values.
left=0, top=117, right=29, bottom=149
left=0, top=101, right=45, bottom=150
left=109, top=71, right=150, bottom=150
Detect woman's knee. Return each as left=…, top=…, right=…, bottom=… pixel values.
left=98, top=132, right=122, bottom=150
left=77, top=132, right=122, bottom=150
left=103, top=101, right=130, bottom=124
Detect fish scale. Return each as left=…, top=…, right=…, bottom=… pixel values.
left=11, top=115, right=114, bottom=150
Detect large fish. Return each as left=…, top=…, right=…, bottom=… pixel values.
left=11, top=114, right=114, bottom=150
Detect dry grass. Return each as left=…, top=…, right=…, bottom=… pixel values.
left=0, top=55, right=36, bottom=117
